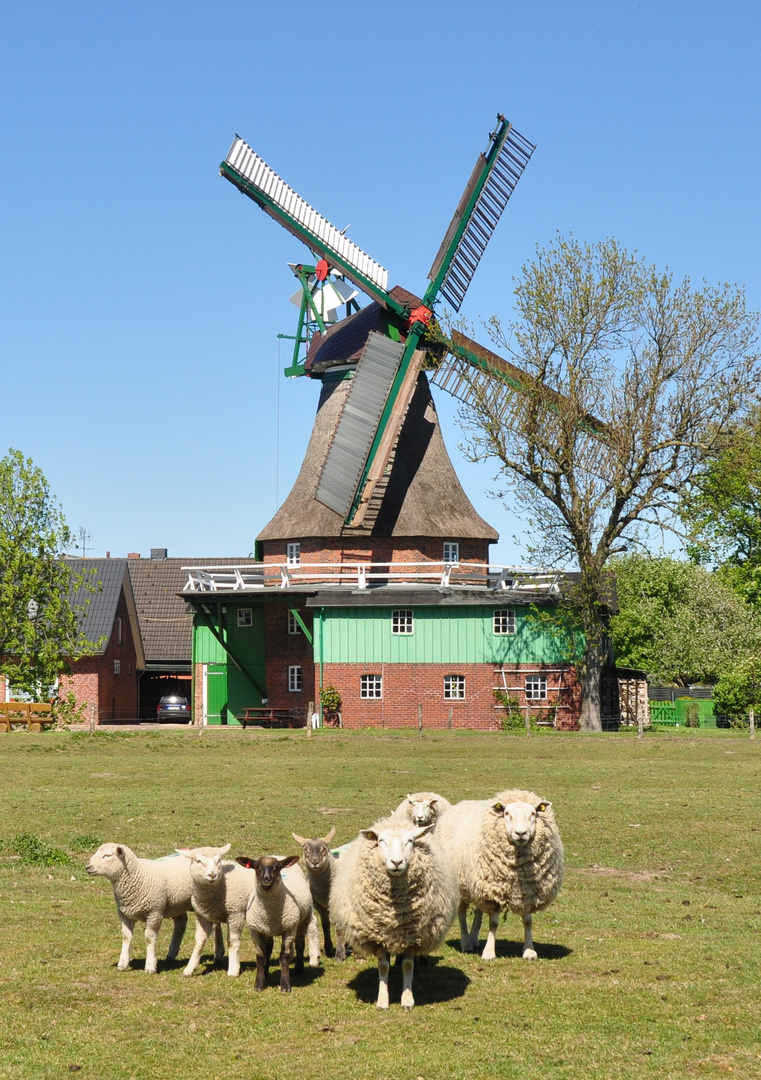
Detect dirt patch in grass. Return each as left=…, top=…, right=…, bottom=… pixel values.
left=579, top=864, right=665, bottom=883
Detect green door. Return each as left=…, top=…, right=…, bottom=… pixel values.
left=205, top=664, right=228, bottom=726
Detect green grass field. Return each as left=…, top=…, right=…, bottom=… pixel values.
left=1, top=726, right=759, bottom=1080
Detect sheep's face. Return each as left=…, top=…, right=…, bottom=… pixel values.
left=236, top=854, right=300, bottom=890
left=361, top=824, right=433, bottom=877
left=292, top=828, right=336, bottom=871
left=408, top=797, right=437, bottom=827
left=86, top=843, right=126, bottom=878
left=492, top=800, right=551, bottom=846
left=177, top=844, right=231, bottom=883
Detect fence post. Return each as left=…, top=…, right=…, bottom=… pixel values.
left=750, top=707, right=756, bottom=741
left=637, top=708, right=644, bottom=740
left=524, top=705, right=531, bottom=739
left=418, top=703, right=423, bottom=736
left=448, top=706, right=453, bottom=731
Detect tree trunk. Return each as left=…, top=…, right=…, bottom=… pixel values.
left=578, top=643, right=605, bottom=732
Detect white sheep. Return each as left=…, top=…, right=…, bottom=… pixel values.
left=86, top=843, right=201, bottom=973
left=177, top=844, right=257, bottom=978
left=329, top=818, right=459, bottom=1010
left=392, top=791, right=452, bottom=829
left=291, top=827, right=346, bottom=961
left=436, top=791, right=564, bottom=961
left=236, top=854, right=320, bottom=992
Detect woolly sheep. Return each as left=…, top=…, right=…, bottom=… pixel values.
left=436, top=791, right=564, bottom=961
left=291, top=827, right=346, bottom=961
left=86, top=843, right=198, bottom=974
left=236, top=854, right=320, bottom=992
left=329, top=818, right=459, bottom=1010
left=177, top=844, right=257, bottom=978
left=392, top=791, right=453, bottom=829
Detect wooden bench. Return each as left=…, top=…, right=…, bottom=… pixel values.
left=0, top=702, right=56, bottom=733
left=237, top=708, right=304, bottom=729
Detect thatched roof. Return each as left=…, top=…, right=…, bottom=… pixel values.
left=257, top=371, right=498, bottom=542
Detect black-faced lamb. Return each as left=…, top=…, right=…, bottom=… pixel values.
left=436, top=791, right=564, bottom=961
left=177, top=844, right=257, bottom=977
left=235, top=854, right=320, bottom=992
left=392, top=791, right=452, bottom=829
left=291, top=827, right=346, bottom=961
left=329, top=818, right=459, bottom=1010
left=86, top=843, right=199, bottom=974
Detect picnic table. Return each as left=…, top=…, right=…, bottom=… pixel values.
left=0, top=702, right=56, bottom=733
left=237, top=708, right=304, bottom=729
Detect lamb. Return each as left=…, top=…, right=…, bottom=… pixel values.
left=177, top=844, right=257, bottom=978
left=235, top=854, right=320, bottom=992
left=392, top=791, right=452, bottom=830
left=291, top=827, right=346, bottom=960
left=329, top=818, right=459, bottom=1010
left=86, top=842, right=200, bottom=974
left=436, top=790, right=564, bottom=961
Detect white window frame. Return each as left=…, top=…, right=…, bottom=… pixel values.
left=493, top=609, right=516, bottom=635
left=113, top=660, right=121, bottom=676
left=286, top=542, right=301, bottom=567
left=444, top=674, right=465, bottom=700
left=443, top=541, right=460, bottom=564
left=525, top=675, right=547, bottom=700
left=360, top=674, right=383, bottom=699
left=288, top=665, right=302, bottom=692
left=237, top=608, right=253, bottom=628
left=288, top=610, right=302, bottom=635
left=391, top=609, right=414, bottom=635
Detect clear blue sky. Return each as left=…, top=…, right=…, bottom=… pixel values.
left=2, top=2, right=759, bottom=564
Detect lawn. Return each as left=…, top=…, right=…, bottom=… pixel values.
left=1, top=726, right=759, bottom=1080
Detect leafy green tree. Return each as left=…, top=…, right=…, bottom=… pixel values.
left=0, top=449, right=95, bottom=696
left=452, top=235, right=760, bottom=730
left=609, top=555, right=760, bottom=685
left=712, top=654, right=761, bottom=727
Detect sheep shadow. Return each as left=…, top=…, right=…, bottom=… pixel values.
left=445, top=936, right=572, bottom=961
left=346, top=956, right=470, bottom=1007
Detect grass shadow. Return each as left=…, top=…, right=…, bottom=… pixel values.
left=445, top=936, right=572, bottom=960
left=346, top=955, right=470, bottom=1006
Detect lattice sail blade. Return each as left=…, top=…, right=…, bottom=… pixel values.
left=429, top=122, right=535, bottom=313
left=221, top=136, right=390, bottom=301
left=315, top=332, right=405, bottom=518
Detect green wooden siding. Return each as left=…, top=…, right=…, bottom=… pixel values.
left=315, top=605, right=571, bottom=665
left=193, top=607, right=267, bottom=724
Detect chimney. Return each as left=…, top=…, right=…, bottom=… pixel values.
left=150, top=548, right=168, bottom=560
left=127, top=552, right=141, bottom=560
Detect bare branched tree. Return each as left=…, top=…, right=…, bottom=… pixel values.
left=452, top=236, right=761, bottom=731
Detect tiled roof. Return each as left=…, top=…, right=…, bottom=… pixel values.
left=127, top=557, right=261, bottom=662
left=64, top=558, right=127, bottom=654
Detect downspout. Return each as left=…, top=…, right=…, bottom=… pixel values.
left=318, top=607, right=325, bottom=727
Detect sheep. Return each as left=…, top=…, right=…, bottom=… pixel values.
left=86, top=843, right=201, bottom=973
left=392, top=791, right=452, bottom=830
left=436, top=791, right=564, bottom=961
left=291, top=827, right=346, bottom=961
left=176, top=844, right=258, bottom=978
left=235, top=854, right=320, bottom=992
left=329, top=818, right=459, bottom=1010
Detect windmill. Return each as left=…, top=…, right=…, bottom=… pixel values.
left=220, top=115, right=546, bottom=529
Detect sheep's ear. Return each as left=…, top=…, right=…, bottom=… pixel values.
left=411, top=823, right=434, bottom=840
left=406, top=794, right=414, bottom=805
left=277, top=855, right=301, bottom=870
left=536, top=801, right=551, bottom=813
left=176, top=848, right=192, bottom=859
left=492, top=802, right=505, bottom=814
left=236, top=856, right=258, bottom=870
left=219, top=843, right=231, bottom=856
left=116, top=846, right=124, bottom=856
left=322, top=826, right=336, bottom=845
left=292, top=833, right=307, bottom=847
left=360, top=829, right=379, bottom=844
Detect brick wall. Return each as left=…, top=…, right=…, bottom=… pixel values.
left=261, top=536, right=491, bottom=578
left=262, top=601, right=315, bottom=714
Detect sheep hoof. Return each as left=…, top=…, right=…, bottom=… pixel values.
left=145, top=967, right=157, bottom=975
left=522, top=949, right=538, bottom=960
left=401, top=992, right=414, bottom=1010
left=117, top=962, right=130, bottom=972
left=181, top=967, right=194, bottom=977
left=376, top=1001, right=389, bottom=1010
left=279, top=984, right=291, bottom=994
left=480, top=949, right=496, bottom=962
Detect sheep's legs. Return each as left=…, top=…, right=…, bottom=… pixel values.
left=459, top=901, right=482, bottom=952
left=481, top=911, right=500, bottom=961
left=279, top=933, right=294, bottom=993
left=318, top=907, right=334, bottom=957
left=252, top=932, right=272, bottom=991
left=469, top=908, right=483, bottom=952
left=306, top=914, right=321, bottom=968
left=335, top=929, right=347, bottom=962
left=214, top=924, right=225, bottom=963
left=401, top=953, right=415, bottom=1010
left=522, top=912, right=537, bottom=959
left=294, top=930, right=305, bottom=976
left=117, top=911, right=134, bottom=971
left=376, top=950, right=391, bottom=1009
left=226, top=914, right=244, bottom=977
left=183, top=915, right=213, bottom=976
left=166, top=912, right=188, bottom=961
left=144, top=915, right=163, bottom=974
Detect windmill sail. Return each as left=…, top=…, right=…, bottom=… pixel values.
left=428, top=120, right=535, bottom=312
left=221, top=137, right=397, bottom=310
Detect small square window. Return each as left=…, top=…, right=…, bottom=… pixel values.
left=288, top=665, right=302, bottom=692
left=113, top=660, right=121, bottom=676
left=493, top=609, right=516, bottom=635
left=288, top=610, right=303, bottom=635
left=443, top=542, right=459, bottom=564
left=360, top=674, right=383, bottom=699
left=444, top=674, right=465, bottom=699
left=287, top=542, right=301, bottom=567
left=237, top=608, right=253, bottom=628
left=392, top=609, right=414, bottom=635
left=525, top=675, right=547, bottom=700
